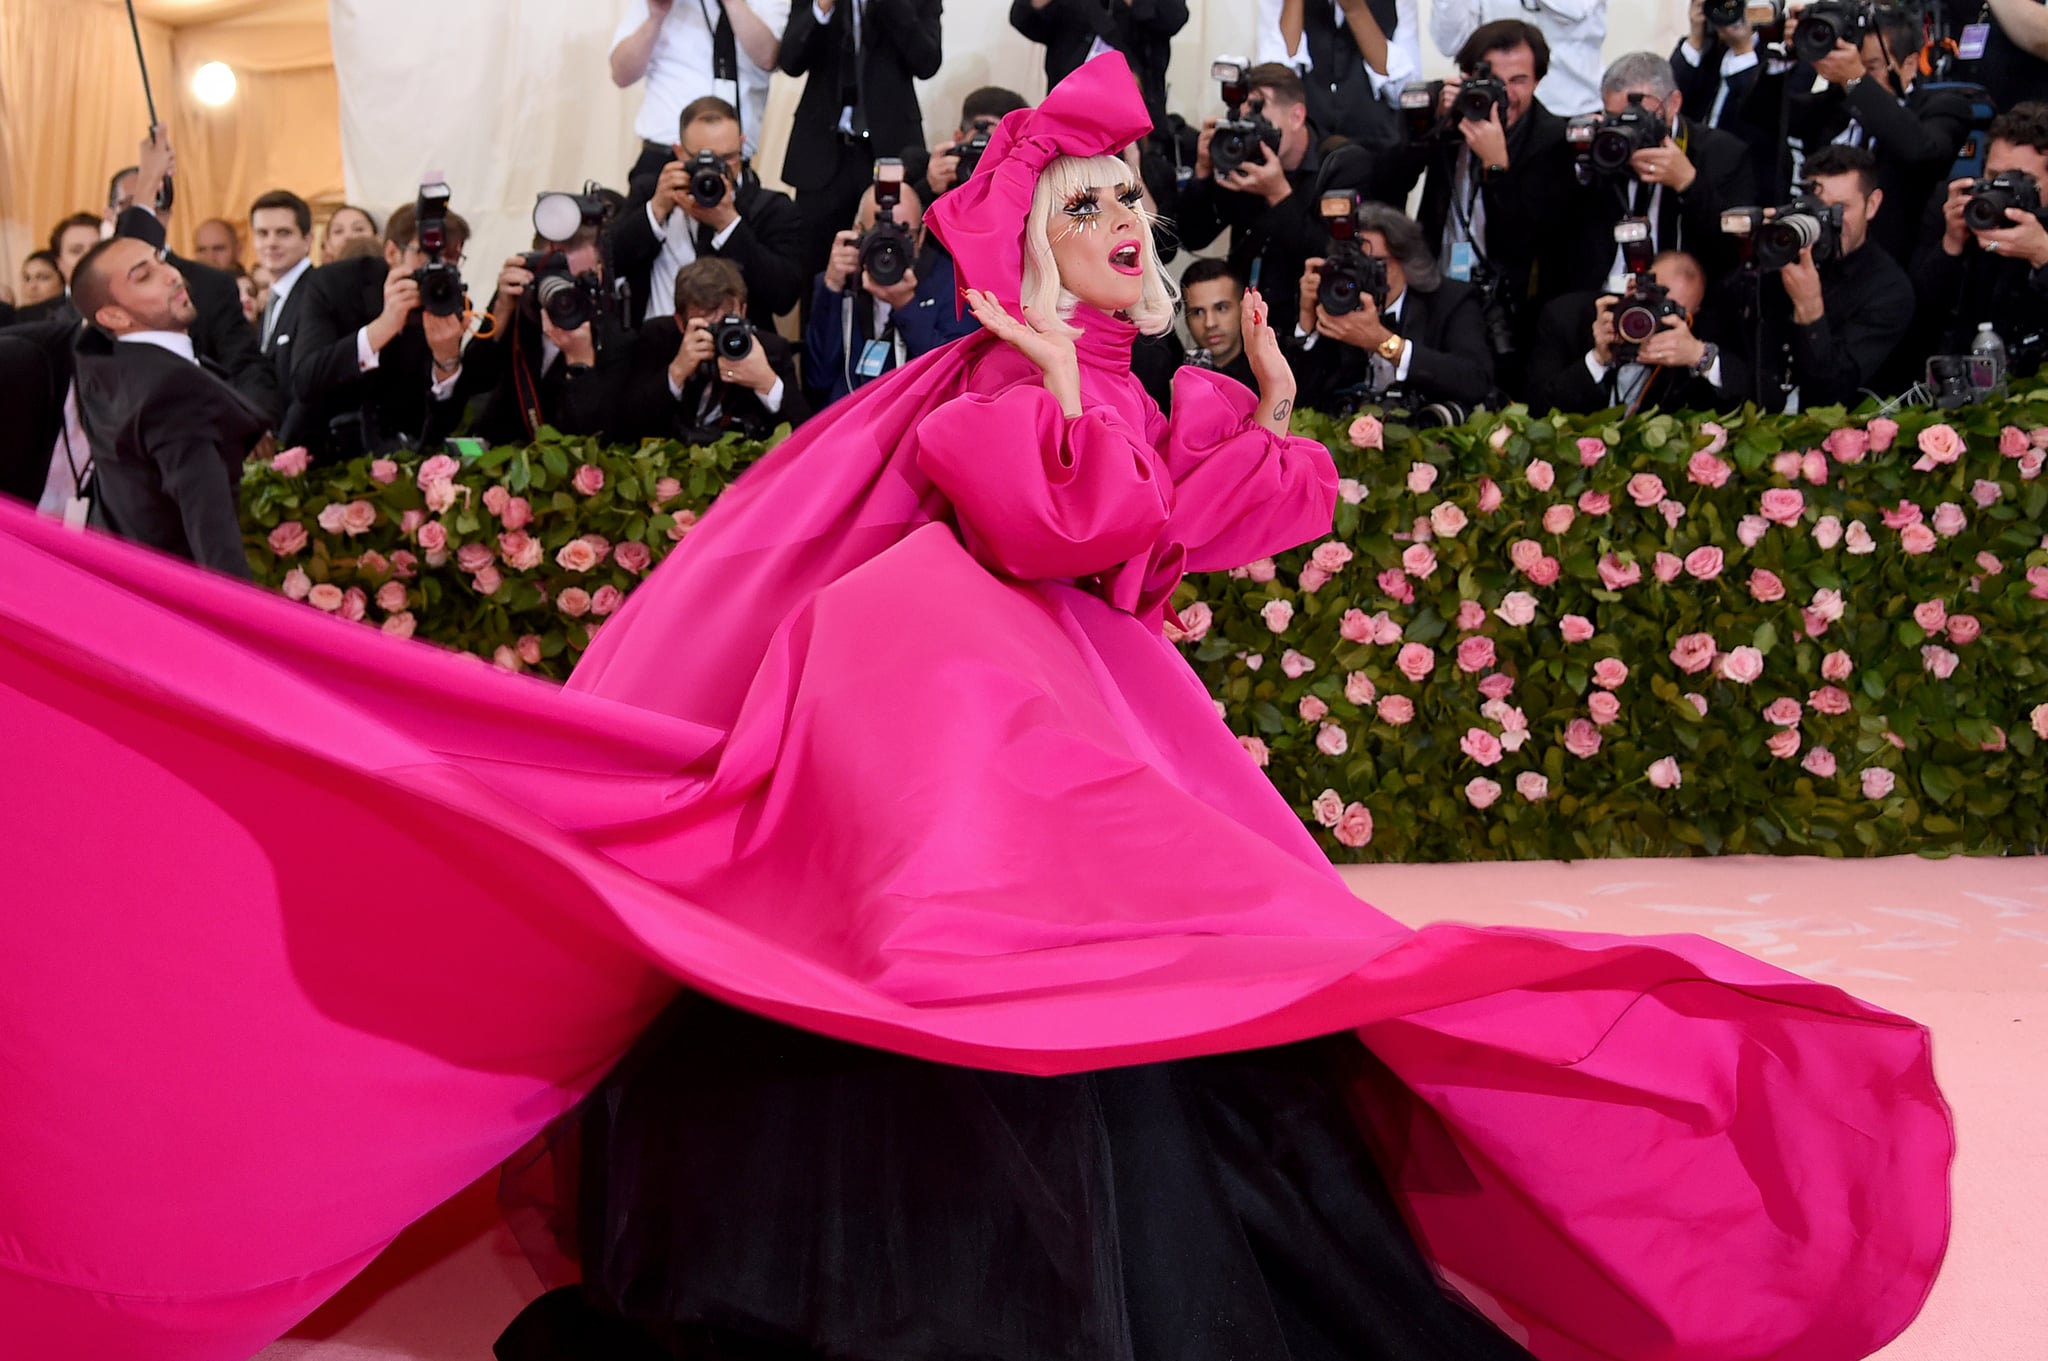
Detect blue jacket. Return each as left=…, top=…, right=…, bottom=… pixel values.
left=804, top=245, right=978, bottom=407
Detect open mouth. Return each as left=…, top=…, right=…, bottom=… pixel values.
left=1108, top=240, right=1142, bottom=275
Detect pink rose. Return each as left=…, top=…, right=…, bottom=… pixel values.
left=1763, top=697, right=1803, bottom=727
left=1246, top=558, right=1278, bottom=584
left=1525, top=458, right=1555, bottom=491
left=1845, top=521, right=1876, bottom=555
left=281, top=568, right=312, bottom=601
left=2035, top=703, right=2048, bottom=741
left=1372, top=613, right=1404, bottom=645
left=1262, top=599, right=1296, bottom=633
left=1430, top=502, right=1470, bottom=537
left=1947, top=614, right=1982, bottom=645
left=1862, top=767, right=1896, bottom=799
left=1311, top=789, right=1345, bottom=827
left=1659, top=499, right=1686, bottom=530
left=2026, top=450, right=2048, bottom=480
left=1560, top=614, right=1595, bottom=643
left=516, top=635, right=543, bottom=667
left=1802, top=451, right=1829, bottom=486
left=268, top=521, right=308, bottom=556
left=2030, top=566, right=2048, bottom=600
left=1365, top=565, right=1402, bottom=600
left=415, top=454, right=459, bottom=489
left=1760, top=488, right=1805, bottom=526
left=591, top=585, right=624, bottom=616
left=1311, top=541, right=1354, bottom=573
left=1281, top=649, right=1317, bottom=679
left=1772, top=452, right=1804, bottom=480
left=316, top=502, right=348, bottom=535
left=337, top=500, right=374, bottom=535
left=456, top=542, right=495, bottom=574
left=380, top=611, right=416, bottom=639
left=1477, top=478, right=1503, bottom=513
left=1349, top=414, right=1384, bottom=449
left=1597, top=554, right=1642, bottom=590
left=1407, top=462, right=1438, bottom=494
left=1575, top=436, right=1607, bottom=467
left=416, top=521, right=448, bottom=552
left=1685, top=692, right=1709, bottom=716
left=1824, top=427, right=1869, bottom=465
left=1766, top=728, right=1802, bottom=760
left=357, top=550, right=390, bottom=579
left=1333, top=803, right=1374, bottom=848
left=1882, top=500, right=1924, bottom=529
left=1922, top=644, right=1960, bottom=679
left=1627, top=473, right=1666, bottom=507
left=1688, top=449, right=1733, bottom=487
left=1509, top=538, right=1544, bottom=573
left=1461, top=728, right=1504, bottom=767
left=1749, top=569, right=1785, bottom=603
left=338, top=587, right=367, bottom=622
left=1588, top=691, right=1622, bottom=726
left=1411, top=516, right=1435, bottom=543
left=1915, top=423, right=1966, bottom=467
left=1813, top=515, right=1844, bottom=550
left=1476, top=673, right=1516, bottom=701
left=1542, top=504, right=1576, bottom=535
left=269, top=445, right=310, bottom=477
left=472, top=565, right=503, bottom=596
left=651, top=476, right=683, bottom=506
left=1802, top=746, right=1838, bottom=779
left=1298, top=564, right=1332, bottom=594
left=1973, top=479, right=2003, bottom=508
left=1737, top=515, right=1770, bottom=547
left=1456, top=599, right=1487, bottom=631
left=499, top=530, right=544, bottom=572
left=307, top=583, right=344, bottom=612
left=1456, top=635, right=1496, bottom=673
left=375, top=580, right=409, bottom=613
left=1516, top=771, right=1549, bottom=802
left=1396, top=643, right=1436, bottom=682
left=1240, top=735, right=1271, bottom=767
left=1489, top=425, right=1513, bottom=453
left=1339, top=609, right=1373, bottom=643
left=399, top=508, right=426, bottom=536
left=492, top=645, right=524, bottom=673
left=556, top=539, right=601, bottom=572
left=389, top=549, right=418, bottom=579
left=1802, top=609, right=1830, bottom=639
left=1592, top=657, right=1629, bottom=690
left=483, top=485, right=510, bottom=518
left=496, top=496, right=531, bottom=532
left=370, top=458, right=400, bottom=485
left=1653, top=551, right=1683, bottom=583
left=1401, top=543, right=1438, bottom=577
left=1671, top=632, right=1718, bottom=674
left=422, top=477, right=458, bottom=515
left=1900, top=523, right=1938, bottom=555
left=1683, top=546, right=1724, bottom=580
left=1337, top=478, right=1366, bottom=505
left=1810, top=685, right=1853, bottom=715
left=1821, top=650, right=1853, bottom=682
left=1316, top=723, right=1350, bottom=757
left=1986, top=724, right=2010, bottom=753
left=1466, top=777, right=1503, bottom=809
left=1933, top=502, right=1968, bottom=538
left=1345, top=672, right=1376, bottom=706
left=2001, top=426, right=2030, bottom=458
left=1699, top=421, right=1729, bottom=455
left=1912, top=599, right=1948, bottom=633
left=572, top=463, right=606, bottom=496
left=1563, top=718, right=1603, bottom=759
left=615, top=540, right=652, bottom=574
left=1527, top=555, right=1562, bottom=586
left=1866, top=417, right=1899, bottom=452
left=1646, top=757, right=1682, bottom=790
left=1719, top=645, right=1765, bottom=684
left=1167, top=601, right=1213, bottom=644
left=1578, top=491, right=1613, bottom=516
left=1886, top=730, right=1907, bottom=750
left=557, top=587, right=593, bottom=618
left=1377, top=694, right=1416, bottom=725
left=1495, top=591, right=1538, bottom=627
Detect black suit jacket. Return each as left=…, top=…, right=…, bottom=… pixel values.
left=1788, top=79, right=1973, bottom=266
left=0, top=318, right=82, bottom=505
left=115, top=207, right=280, bottom=426
left=779, top=0, right=944, bottom=193
left=618, top=317, right=810, bottom=444
left=72, top=328, right=267, bottom=577
left=290, top=255, right=467, bottom=462
left=609, top=173, right=809, bottom=325
left=1730, top=241, right=1916, bottom=409
left=460, top=305, right=632, bottom=446
left=262, top=268, right=319, bottom=448
left=1286, top=279, right=1496, bottom=412
left=1910, top=234, right=2048, bottom=380
left=1008, top=0, right=1187, bottom=136
left=1557, top=117, right=1756, bottom=294
left=1527, top=289, right=1751, bottom=415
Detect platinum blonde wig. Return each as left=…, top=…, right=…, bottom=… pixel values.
left=1021, top=153, right=1178, bottom=336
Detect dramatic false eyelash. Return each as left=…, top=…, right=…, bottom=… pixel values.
left=1117, top=187, right=1145, bottom=209
left=1060, top=191, right=1103, bottom=219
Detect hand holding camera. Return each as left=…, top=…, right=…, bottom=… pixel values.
left=928, top=143, right=964, bottom=196
left=541, top=313, right=597, bottom=368
left=1779, top=246, right=1824, bottom=324
left=369, top=271, right=423, bottom=354
left=824, top=230, right=864, bottom=292
left=1949, top=172, right=2048, bottom=267
left=1300, top=256, right=1393, bottom=353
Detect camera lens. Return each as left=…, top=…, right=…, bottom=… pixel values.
left=714, top=317, right=753, bottom=361
left=1319, top=274, right=1361, bottom=315
left=1794, top=18, right=1840, bottom=66
left=860, top=228, right=910, bottom=288
left=1617, top=304, right=1659, bottom=343
left=538, top=275, right=592, bottom=331
left=1591, top=129, right=1634, bottom=174
left=1966, top=188, right=2014, bottom=234
left=1759, top=213, right=1821, bottom=268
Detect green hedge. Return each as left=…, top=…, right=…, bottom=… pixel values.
left=242, top=396, right=2048, bottom=862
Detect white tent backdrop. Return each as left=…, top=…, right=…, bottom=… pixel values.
left=329, top=0, right=1690, bottom=307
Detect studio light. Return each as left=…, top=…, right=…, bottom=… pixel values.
left=192, top=61, right=237, bottom=107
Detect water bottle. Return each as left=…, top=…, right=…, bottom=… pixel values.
left=1971, top=322, right=2009, bottom=396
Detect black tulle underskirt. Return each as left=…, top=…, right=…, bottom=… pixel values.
left=495, top=995, right=1535, bottom=1361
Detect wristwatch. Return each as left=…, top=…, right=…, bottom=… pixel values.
left=1376, top=333, right=1406, bottom=363
left=1692, top=342, right=1720, bottom=377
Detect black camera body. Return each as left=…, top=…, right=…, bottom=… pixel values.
left=1794, top=0, right=1879, bottom=66
left=713, top=315, right=755, bottom=363
left=413, top=180, right=465, bottom=318
left=1455, top=62, right=1510, bottom=125
left=954, top=130, right=994, bottom=186
left=1721, top=192, right=1844, bottom=271
left=1316, top=196, right=1390, bottom=317
left=1965, top=170, right=2045, bottom=234
left=1399, top=61, right=1510, bottom=145
left=1570, top=94, right=1669, bottom=182
left=685, top=150, right=733, bottom=208
left=858, top=159, right=916, bottom=288
left=1210, top=57, right=1282, bottom=178
left=517, top=250, right=605, bottom=332
left=1612, top=277, right=1686, bottom=365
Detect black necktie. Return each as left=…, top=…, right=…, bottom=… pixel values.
left=697, top=222, right=716, bottom=258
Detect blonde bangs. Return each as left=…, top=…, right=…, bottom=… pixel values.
left=1021, top=153, right=1179, bottom=337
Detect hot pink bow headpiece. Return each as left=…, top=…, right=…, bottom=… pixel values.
left=925, top=51, right=1155, bottom=310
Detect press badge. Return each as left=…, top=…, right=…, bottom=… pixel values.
left=1448, top=241, right=1477, bottom=283
left=1959, top=24, right=1990, bottom=62
left=856, top=339, right=892, bottom=379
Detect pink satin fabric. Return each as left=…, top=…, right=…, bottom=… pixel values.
left=0, top=297, right=1950, bottom=1361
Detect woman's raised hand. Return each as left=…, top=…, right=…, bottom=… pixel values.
left=1241, top=287, right=1297, bottom=436
left=965, top=288, right=1083, bottom=417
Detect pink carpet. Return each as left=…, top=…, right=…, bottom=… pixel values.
left=258, top=855, right=2046, bottom=1361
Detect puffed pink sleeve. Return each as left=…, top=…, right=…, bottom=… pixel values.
left=1161, top=366, right=1338, bottom=572
left=916, top=385, right=1173, bottom=582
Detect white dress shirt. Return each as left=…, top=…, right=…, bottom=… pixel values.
left=612, top=0, right=790, bottom=156
left=118, top=330, right=199, bottom=364
left=1256, top=0, right=1424, bottom=96
left=645, top=207, right=745, bottom=321
left=355, top=324, right=463, bottom=400
left=1295, top=290, right=1416, bottom=388
left=1429, top=0, right=1608, bottom=117
left=37, top=385, right=89, bottom=520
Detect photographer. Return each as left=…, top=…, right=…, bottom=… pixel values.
left=1738, top=143, right=1913, bottom=409
left=1781, top=2, right=1972, bottom=266
left=1530, top=249, right=1749, bottom=413
left=1257, top=0, right=1413, bottom=150
left=620, top=258, right=808, bottom=444
left=610, top=0, right=788, bottom=176
left=611, top=95, right=808, bottom=329
left=291, top=198, right=473, bottom=462
left=1009, top=0, right=1187, bottom=140
left=1430, top=0, right=1608, bottom=116
left=1176, top=62, right=1327, bottom=330
left=1674, top=0, right=1760, bottom=131
left=1289, top=201, right=1496, bottom=415
left=1912, top=102, right=2048, bottom=378
left=804, top=176, right=977, bottom=407
left=917, top=87, right=1031, bottom=203
left=1558, top=53, right=1756, bottom=294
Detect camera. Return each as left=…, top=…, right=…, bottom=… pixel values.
left=1925, top=355, right=2000, bottom=409
left=413, top=179, right=465, bottom=318
left=1210, top=57, right=1282, bottom=178
left=1965, top=170, right=2045, bottom=234
left=858, top=158, right=916, bottom=288
left=1398, top=81, right=1449, bottom=141
left=1613, top=278, right=1687, bottom=365
left=1706, top=0, right=1788, bottom=30
left=1721, top=192, right=1843, bottom=271
left=1569, top=93, right=1669, bottom=182
left=517, top=251, right=604, bottom=332
left=1316, top=194, right=1390, bottom=317
left=682, top=150, right=733, bottom=209
left=1454, top=61, right=1510, bottom=125
left=1793, top=0, right=1878, bottom=66
left=954, top=115, right=1000, bottom=186
left=712, top=315, right=755, bottom=363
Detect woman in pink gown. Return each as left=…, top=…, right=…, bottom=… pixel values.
left=0, top=54, right=1948, bottom=1361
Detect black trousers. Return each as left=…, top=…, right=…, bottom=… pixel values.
left=792, top=146, right=881, bottom=323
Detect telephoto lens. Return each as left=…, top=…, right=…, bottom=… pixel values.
left=538, top=274, right=596, bottom=331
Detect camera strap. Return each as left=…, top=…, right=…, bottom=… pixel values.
left=1447, top=151, right=1491, bottom=272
